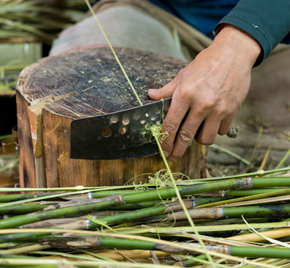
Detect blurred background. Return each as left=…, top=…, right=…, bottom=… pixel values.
left=0, top=0, right=96, bottom=187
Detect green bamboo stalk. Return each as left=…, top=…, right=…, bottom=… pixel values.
left=0, top=189, right=105, bottom=208
left=182, top=245, right=290, bottom=267
left=0, top=196, right=120, bottom=229
left=108, top=197, right=227, bottom=211
left=92, top=189, right=146, bottom=198
left=0, top=228, right=284, bottom=268
left=32, top=235, right=290, bottom=260
left=168, top=204, right=290, bottom=221
left=225, top=188, right=289, bottom=197
left=197, top=189, right=290, bottom=208
left=0, top=203, right=48, bottom=215
left=230, top=246, right=290, bottom=259
left=123, top=177, right=290, bottom=204
left=1, top=177, right=290, bottom=230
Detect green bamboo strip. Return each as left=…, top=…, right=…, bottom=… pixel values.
left=31, top=250, right=104, bottom=262
left=115, top=221, right=290, bottom=234
left=0, top=193, right=56, bottom=203
left=0, top=258, right=174, bottom=268
left=199, top=167, right=290, bottom=182
left=0, top=189, right=103, bottom=208
left=0, top=244, right=50, bottom=255
left=0, top=185, right=132, bottom=192
left=0, top=266, right=56, bottom=268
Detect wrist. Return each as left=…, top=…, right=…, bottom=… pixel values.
left=214, top=25, right=261, bottom=66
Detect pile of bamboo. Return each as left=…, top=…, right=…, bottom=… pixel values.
left=0, top=167, right=290, bottom=267
left=0, top=0, right=94, bottom=44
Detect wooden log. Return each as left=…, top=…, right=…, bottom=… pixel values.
left=16, top=47, right=205, bottom=187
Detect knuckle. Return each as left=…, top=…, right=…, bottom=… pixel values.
left=163, top=120, right=179, bottom=133
left=178, top=129, right=194, bottom=143
left=179, top=86, right=191, bottom=99
left=198, top=97, right=216, bottom=111
left=176, top=69, right=184, bottom=78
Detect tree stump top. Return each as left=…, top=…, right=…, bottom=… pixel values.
left=17, top=47, right=186, bottom=118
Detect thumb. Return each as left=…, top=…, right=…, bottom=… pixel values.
left=148, top=78, right=177, bottom=100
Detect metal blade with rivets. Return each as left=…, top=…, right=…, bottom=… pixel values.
left=70, top=98, right=171, bottom=160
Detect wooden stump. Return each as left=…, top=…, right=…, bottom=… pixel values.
left=16, top=47, right=205, bottom=188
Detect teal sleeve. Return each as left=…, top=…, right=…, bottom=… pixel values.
left=214, top=0, right=290, bottom=65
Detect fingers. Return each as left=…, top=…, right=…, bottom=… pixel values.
left=195, top=117, right=221, bottom=145
left=159, top=92, right=189, bottom=158
left=167, top=109, right=206, bottom=161
left=218, top=115, right=234, bottom=135
left=148, top=76, right=178, bottom=100
left=169, top=113, right=235, bottom=162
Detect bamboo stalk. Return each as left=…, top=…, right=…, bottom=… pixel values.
left=37, top=249, right=169, bottom=262
left=167, top=204, right=290, bottom=221
left=196, top=189, right=290, bottom=208
left=224, top=188, right=289, bottom=197
left=0, top=228, right=284, bottom=268
left=0, top=177, right=290, bottom=230
left=0, top=192, right=56, bottom=202
left=0, top=203, right=48, bottom=215
left=0, top=195, right=122, bottom=229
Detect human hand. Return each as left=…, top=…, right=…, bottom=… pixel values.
left=148, top=25, right=261, bottom=161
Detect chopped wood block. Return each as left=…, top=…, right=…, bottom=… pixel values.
left=16, top=47, right=205, bottom=188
